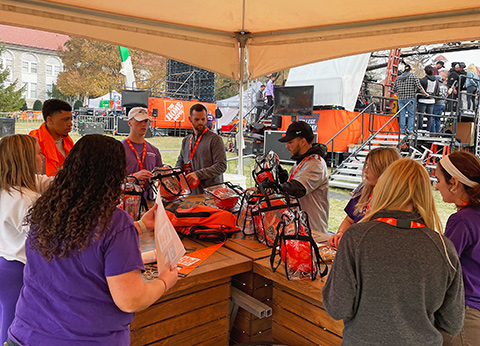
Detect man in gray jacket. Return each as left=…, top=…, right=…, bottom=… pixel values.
left=254, top=85, right=266, bottom=122
left=176, top=103, right=227, bottom=195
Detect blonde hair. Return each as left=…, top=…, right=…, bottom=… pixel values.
left=466, top=63, right=477, bottom=74
left=0, top=134, right=38, bottom=193
left=362, top=158, right=456, bottom=269
left=355, top=147, right=401, bottom=215
left=362, top=158, right=441, bottom=231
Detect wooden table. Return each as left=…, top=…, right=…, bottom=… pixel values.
left=131, top=231, right=251, bottom=346
left=254, top=257, right=343, bottom=346
left=134, top=194, right=342, bottom=346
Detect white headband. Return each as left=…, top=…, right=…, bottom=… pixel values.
left=439, top=156, right=479, bottom=188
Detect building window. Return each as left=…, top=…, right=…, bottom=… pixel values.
left=30, top=83, right=37, bottom=98
left=22, top=82, right=28, bottom=98
left=46, top=57, right=62, bottom=77
left=0, top=50, right=14, bottom=82
left=22, top=53, right=38, bottom=74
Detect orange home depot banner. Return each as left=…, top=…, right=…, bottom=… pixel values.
left=279, top=110, right=399, bottom=152
left=148, top=97, right=216, bottom=129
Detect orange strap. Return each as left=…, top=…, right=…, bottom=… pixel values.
left=126, top=139, right=146, bottom=171
left=374, top=217, right=425, bottom=228
left=189, top=128, right=208, bottom=160
left=288, top=154, right=322, bottom=182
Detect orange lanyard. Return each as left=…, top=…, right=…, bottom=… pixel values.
left=374, top=218, right=425, bottom=228
left=288, top=155, right=320, bottom=182
left=189, top=128, right=208, bottom=160
left=126, top=139, right=146, bottom=171
left=365, top=193, right=373, bottom=213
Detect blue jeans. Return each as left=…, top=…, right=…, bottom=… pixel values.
left=398, top=98, right=415, bottom=133
left=431, top=104, right=445, bottom=133
left=417, top=102, right=434, bottom=132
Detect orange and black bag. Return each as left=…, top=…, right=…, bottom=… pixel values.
left=251, top=184, right=301, bottom=247
left=166, top=205, right=240, bottom=242
left=270, top=210, right=328, bottom=281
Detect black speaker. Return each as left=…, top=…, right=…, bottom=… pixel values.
left=271, top=115, right=282, bottom=130
left=121, top=90, right=149, bottom=108
left=152, top=108, right=158, bottom=118
left=215, top=108, right=223, bottom=119
left=0, top=118, right=15, bottom=137
left=116, top=117, right=130, bottom=136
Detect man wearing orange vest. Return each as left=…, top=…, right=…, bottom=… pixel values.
left=29, top=99, right=74, bottom=176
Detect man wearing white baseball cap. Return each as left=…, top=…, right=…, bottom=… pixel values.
left=121, top=107, right=163, bottom=200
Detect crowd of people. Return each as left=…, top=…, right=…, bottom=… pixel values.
left=392, top=61, right=479, bottom=134
left=0, top=97, right=479, bottom=345
left=324, top=147, right=480, bottom=345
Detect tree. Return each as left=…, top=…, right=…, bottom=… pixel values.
left=215, top=74, right=238, bottom=100
left=0, top=44, right=25, bottom=111
left=47, top=84, right=72, bottom=103
left=73, top=100, right=83, bottom=110
left=21, top=101, right=28, bottom=111
left=33, top=100, right=43, bottom=111
left=55, top=38, right=166, bottom=99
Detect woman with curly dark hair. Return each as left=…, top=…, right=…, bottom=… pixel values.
left=7, top=135, right=178, bottom=346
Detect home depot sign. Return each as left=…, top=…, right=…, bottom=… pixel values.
left=148, top=97, right=216, bottom=130
left=165, top=101, right=185, bottom=121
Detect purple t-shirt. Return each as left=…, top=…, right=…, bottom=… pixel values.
left=344, top=186, right=366, bottom=224
left=8, top=208, right=145, bottom=346
left=444, top=207, right=480, bottom=310
left=122, top=139, right=162, bottom=200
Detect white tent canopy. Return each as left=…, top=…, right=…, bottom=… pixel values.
left=2, top=0, right=480, bottom=172
left=1, top=1, right=480, bottom=80
left=286, top=54, right=370, bottom=112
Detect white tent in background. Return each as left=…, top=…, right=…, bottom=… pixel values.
left=87, top=90, right=121, bottom=108
left=286, top=54, right=371, bottom=112
left=216, top=82, right=262, bottom=128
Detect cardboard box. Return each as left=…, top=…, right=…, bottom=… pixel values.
left=447, top=122, right=474, bottom=146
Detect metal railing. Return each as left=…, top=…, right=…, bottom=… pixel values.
left=324, top=102, right=374, bottom=168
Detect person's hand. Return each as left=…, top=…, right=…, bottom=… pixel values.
left=133, top=169, right=153, bottom=181
left=186, top=172, right=199, bottom=188
left=140, top=204, right=157, bottom=232
left=158, top=265, right=178, bottom=292
left=328, top=232, right=344, bottom=248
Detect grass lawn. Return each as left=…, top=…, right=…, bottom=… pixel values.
left=15, top=119, right=458, bottom=234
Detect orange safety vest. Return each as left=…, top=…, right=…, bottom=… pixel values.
left=29, top=123, right=74, bottom=176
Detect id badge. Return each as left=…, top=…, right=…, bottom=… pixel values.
left=183, top=162, right=193, bottom=175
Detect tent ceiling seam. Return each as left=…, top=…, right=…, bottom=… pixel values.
left=249, top=20, right=480, bottom=46
left=0, top=4, right=236, bottom=48
left=5, top=0, right=236, bottom=38
left=250, top=7, right=480, bottom=38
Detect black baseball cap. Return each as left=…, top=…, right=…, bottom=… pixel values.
left=436, top=61, right=445, bottom=67
left=278, top=121, right=314, bottom=142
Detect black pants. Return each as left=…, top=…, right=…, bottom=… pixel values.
left=266, top=96, right=274, bottom=116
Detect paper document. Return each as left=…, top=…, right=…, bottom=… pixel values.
left=154, top=195, right=185, bottom=273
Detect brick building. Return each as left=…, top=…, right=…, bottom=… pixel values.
left=0, top=25, right=69, bottom=108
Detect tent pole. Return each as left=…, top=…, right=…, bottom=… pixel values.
left=238, top=43, right=245, bottom=175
